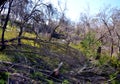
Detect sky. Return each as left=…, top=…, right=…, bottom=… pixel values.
left=65, top=0, right=120, bottom=22
left=36, top=0, right=120, bottom=22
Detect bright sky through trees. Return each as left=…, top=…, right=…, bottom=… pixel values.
left=34, top=0, right=120, bottom=22
left=66, top=0, right=120, bottom=22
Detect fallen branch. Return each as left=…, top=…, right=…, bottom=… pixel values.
left=10, top=73, right=31, bottom=80
left=5, top=49, right=42, bottom=55
left=0, top=61, right=50, bottom=74
left=3, top=36, right=43, bottom=43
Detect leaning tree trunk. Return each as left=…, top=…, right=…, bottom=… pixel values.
left=0, top=0, right=13, bottom=51
left=102, top=19, right=114, bottom=57
left=49, top=24, right=60, bottom=41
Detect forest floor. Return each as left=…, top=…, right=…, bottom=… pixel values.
left=0, top=40, right=120, bottom=84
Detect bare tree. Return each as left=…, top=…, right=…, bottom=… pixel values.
left=10, top=0, right=32, bottom=45
left=78, top=12, right=91, bottom=38
left=111, top=8, right=120, bottom=54
left=47, top=1, right=67, bottom=41
left=97, top=7, right=115, bottom=57
left=0, top=0, right=13, bottom=51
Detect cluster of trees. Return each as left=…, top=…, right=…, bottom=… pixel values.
left=75, top=7, right=120, bottom=57
left=0, top=0, right=68, bottom=50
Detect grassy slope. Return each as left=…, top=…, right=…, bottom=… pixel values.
left=0, top=26, right=87, bottom=83
left=0, top=26, right=120, bottom=83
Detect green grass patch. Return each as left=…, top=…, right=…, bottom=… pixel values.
left=109, top=56, right=120, bottom=68
left=23, top=32, right=36, bottom=38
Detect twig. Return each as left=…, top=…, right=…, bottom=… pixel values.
left=107, top=76, right=116, bottom=83
left=77, top=65, right=87, bottom=74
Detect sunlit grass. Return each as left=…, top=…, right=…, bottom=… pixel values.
left=22, top=40, right=35, bottom=46
left=4, top=31, right=18, bottom=39
left=23, top=32, right=36, bottom=38
left=70, top=43, right=83, bottom=51
left=22, top=32, right=40, bottom=46
left=0, top=25, right=36, bottom=40
left=0, top=26, right=18, bottom=39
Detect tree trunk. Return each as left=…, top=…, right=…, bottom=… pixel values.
left=18, top=26, right=23, bottom=45
left=96, top=46, right=101, bottom=60
left=49, top=25, right=60, bottom=41
left=110, top=41, right=114, bottom=57
left=0, top=0, right=13, bottom=51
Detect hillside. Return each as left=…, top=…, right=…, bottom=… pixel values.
left=0, top=39, right=86, bottom=83
left=0, top=27, right=120, bottom=84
